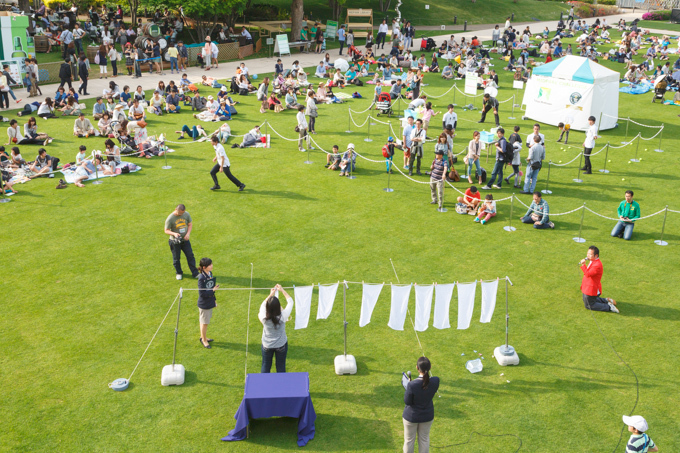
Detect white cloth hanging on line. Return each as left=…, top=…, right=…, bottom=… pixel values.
left=359, top=283, right=384, bottom=327
left=457, top=281, right=477, bottom=330
left=316, top=282, right=339, bottom=320
left=294, top=285, right=314, bottom=330
left=432, top=283, right=455, bottom=329
left=414, top=284, right=434, bottom=332
left=388, top=284, right=412, bottom=330
left=480, top=279, right=499, bottom=323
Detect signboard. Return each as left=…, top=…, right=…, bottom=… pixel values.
left=464, top=71, right=478, bottom=95
left=512, top=80, right=524, bottom=90
left=325, top=20, right=338, bottom=41
left=266, top=38, right=273, bottom=45
left=274, top=34, right=290, bottom=57
left=0, top=14, right=35, bottom=79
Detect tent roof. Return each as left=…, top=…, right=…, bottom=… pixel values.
left=532, top=56, right=619, bottom=84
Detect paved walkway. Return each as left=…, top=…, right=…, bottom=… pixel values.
left=34, top=12, right=646, bottom=103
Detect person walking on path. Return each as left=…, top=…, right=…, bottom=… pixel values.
left=164, top=204, right=199, bottom=280
left=580, top=245, right=619, bottom=313
left=210, top=135, right=245, bottom=191
left=197, top=257, right=218, bottom=349
left=259, top=284, right=294, bottom=373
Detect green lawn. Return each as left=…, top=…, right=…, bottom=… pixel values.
left=2, top=28, right=680, bottom=452
left=638, top=20, right=680, bottom=32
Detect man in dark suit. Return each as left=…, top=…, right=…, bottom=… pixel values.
left=78, top=55, right=89, bottom=95
left=58, top=59, right=73, bottom=90
left=580, top=246, right=619, bottom=313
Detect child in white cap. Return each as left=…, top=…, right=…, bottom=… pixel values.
left=623, top=415, right=658, bottom=453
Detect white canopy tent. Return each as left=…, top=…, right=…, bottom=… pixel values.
left=522, top=56, right=619, bottom=131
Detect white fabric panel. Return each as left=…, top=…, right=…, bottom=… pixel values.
left=414, top=285, right=434, bottom=332
left=480, top=279, right=499, bottom=323
left=457, top=281, right=477, bottom=330
left=294, top=285, right=314, bottom=330
left=388, top=284, right=412, bottom=331
left=432, top=283, right=455, bottom=329
left=359, top=283, right=384, bottom=327
left=316, top=282, right=339, bottom=320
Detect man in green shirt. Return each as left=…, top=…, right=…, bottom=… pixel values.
left=611, top=190, right=641, bottom=241
left=164, top=204, right=199, bottom=280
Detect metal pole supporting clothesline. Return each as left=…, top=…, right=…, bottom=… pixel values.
left=346, top=113, right=352, bottom=134
left=541, top=161, right=552, bottom=195
left=171, top=289, right=183, bottom=371
left=342, top=281, right=348, bottom=356
left=573, top=203, right=586, bottom=243
left=654, top=206, right=669, bottom=246
left=599, top=143, right=610, bottom=174
left=503, top=195, right=516, bottom=232
left=508, top=94, right=516, bottom=120
left=162, top=146, right=172, bottom=170
left=364, top=119, right=372, bottom=142
left=630, top=135, right=640, bottom=163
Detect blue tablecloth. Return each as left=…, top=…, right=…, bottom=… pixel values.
left=222, top=372, right=316, bottom=446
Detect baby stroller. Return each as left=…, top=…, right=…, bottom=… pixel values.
left=652, top=77, right=667, bottom=103
left=375, top=93, right=392, bottom=117
left=420, top=37, right=436, bottom=51
left=348, top=44, right=363, bottom=61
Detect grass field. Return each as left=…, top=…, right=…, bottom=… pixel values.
left=637, top=20, right=680, bottom=32
left=2, top=27, right=680, bottom=452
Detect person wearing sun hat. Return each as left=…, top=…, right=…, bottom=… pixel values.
left=623, top=415, right=658, bottom=453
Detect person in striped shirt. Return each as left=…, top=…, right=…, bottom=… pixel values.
left=623, top=415, right=658, bottom=453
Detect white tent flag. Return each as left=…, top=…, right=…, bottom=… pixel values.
left=414, top=284, right=434, bottom=332
left=359, top=283, right=384, bottom=327
left=294, top=285, right=314, bottom=330
left=316, top=282, right=339, bottom=320
left=432, top=283, right=455, bottom=330
left=480, top=279, right=499, bottom=323
left=457, top=281, right=477, bottom=330
left=388, top=284, right=412, bottom=331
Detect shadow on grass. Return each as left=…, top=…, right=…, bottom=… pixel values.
left=245, top=189, right=318, bottom=201
left=244, top=414, right=394, bottom=450
left=622, top=303, right=680, bottom=321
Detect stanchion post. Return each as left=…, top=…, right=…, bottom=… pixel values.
left=622, top=117, right=629, bottom=144
left=654, top=125, right=664, bottom=152
left=264, top=119, right=269, bottom=138
left=654, top=206, right=669, bottom=246
left=162, top=144, right=172, bottom=169
left=508, top=94, right=516, bottom=120
left=346, top=111, right=352, bottom=133
left=573, top=153, right=583, bottom=183
left=573, top=203, right=586, bottom=243
left=541, top=160, right=552, bottom=194
left=364, top=118, right=372, bottom=142
left=599, top=143, right=610, bottom=174
left=303, top=134, right=313, bottom=164
left=384, top=159, right=394, bottom=192
left=347, top=156, right=356, bottom=179
left=452, top=84, right=456, bottom=106
left=630, top=134, right=640, bottom=162
left=503, top=194, right=517, bottom=231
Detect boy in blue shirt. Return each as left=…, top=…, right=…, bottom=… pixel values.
left=338, top=25, right=346, bottom=55
left=623, top=415, right=658, bottom=453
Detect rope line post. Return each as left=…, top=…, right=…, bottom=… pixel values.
left=161, top=145, right=171, bottom=170
left=541, top=161, right=553, bottom=195
left=654, top=125, right=664, bottom=152
left=495, top=277, right=519, bottom=366
left=503, top=194, right=517, bottom=232
left=264, top=119, right=269, bottom=139
left=334, top=281, right=356, bottom=375
left=622, top=116, right=629, bottom=144
left=452, top=83, right=456, bottom=106
left=630, top=134, right=640, bottom=163
left=347, top=157, right=356, bottom=179
left=346, top=111, right=352, bottom=133
left=573, top=153, right=583, bottom=183
left=303, top=133, right=313, bottom=164
left=599, top=143, right=610, bottom=174
left=508, top=94, right=516, bottom=120
left=364, top=119, right=373, bottom=142
left=384, top=159, right=394, bottom=192
left=573, top=203, right=587, bottom=243
left=654, top=206, right=669, bottom=246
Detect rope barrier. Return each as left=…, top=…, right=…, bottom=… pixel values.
left=348, top=101, right=376, bottom=115
left=421, top=83, right=457, bottom=99
left=550, top=152, right=583, bottom=167
left=638, top=127, right=664, bottom=141
left=602, top=113, right=663, bottom=128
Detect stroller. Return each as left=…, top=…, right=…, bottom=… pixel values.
left=420, top=37, right=436, bottom=51
left=348, top=44, right=363, bottom=61
left=652, top=78, right=668, bottom=103
left=375, top=93, right=392, bottom=117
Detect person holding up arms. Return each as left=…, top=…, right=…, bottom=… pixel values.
left=403, top=356, right=440, bottom=453
left=259, top=284, right=294, bottom=373
left=197, top=257, right=218, bottom=349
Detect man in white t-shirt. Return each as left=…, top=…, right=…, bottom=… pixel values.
left=442, top=104, right=457, bottom=131
left=525, top=123, right=545, bottom=148
left=582, top=115, right=598, bottom=174
left=210, top=135, right=245, bottom=191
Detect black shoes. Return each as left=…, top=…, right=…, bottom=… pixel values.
left=210, top=185, right=221, bottom=190
left=239, top=184, right=246, bottom=191
left=231, top=143, right=239, bottom=148
left=200, top=338, right=211, bottom=349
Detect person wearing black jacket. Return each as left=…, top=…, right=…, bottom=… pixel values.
left=402, top=22, right=415, bottom=49
left=197, top=257, right=218, bottom=349
left=78, top=55, right=90, bottom=95
left=479, top=93, right=500, bottom=127
left=58, top=59, right=73, bottom=90
left=403, top=357, right=440, bottom=453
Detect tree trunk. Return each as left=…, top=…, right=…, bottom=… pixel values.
left=291, top=0, right=304, bottom=41
left=127, top=0, right=137, bottom=27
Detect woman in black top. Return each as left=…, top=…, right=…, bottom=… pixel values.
left=197, top=257, right=219, bottom=349
left=403, top=356, right=440, bottom=453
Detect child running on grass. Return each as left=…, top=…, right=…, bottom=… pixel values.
left=475, top=194, right=496, bottom=225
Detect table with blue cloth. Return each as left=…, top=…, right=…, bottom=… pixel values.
left=222, top=372, right=316, bottom=446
